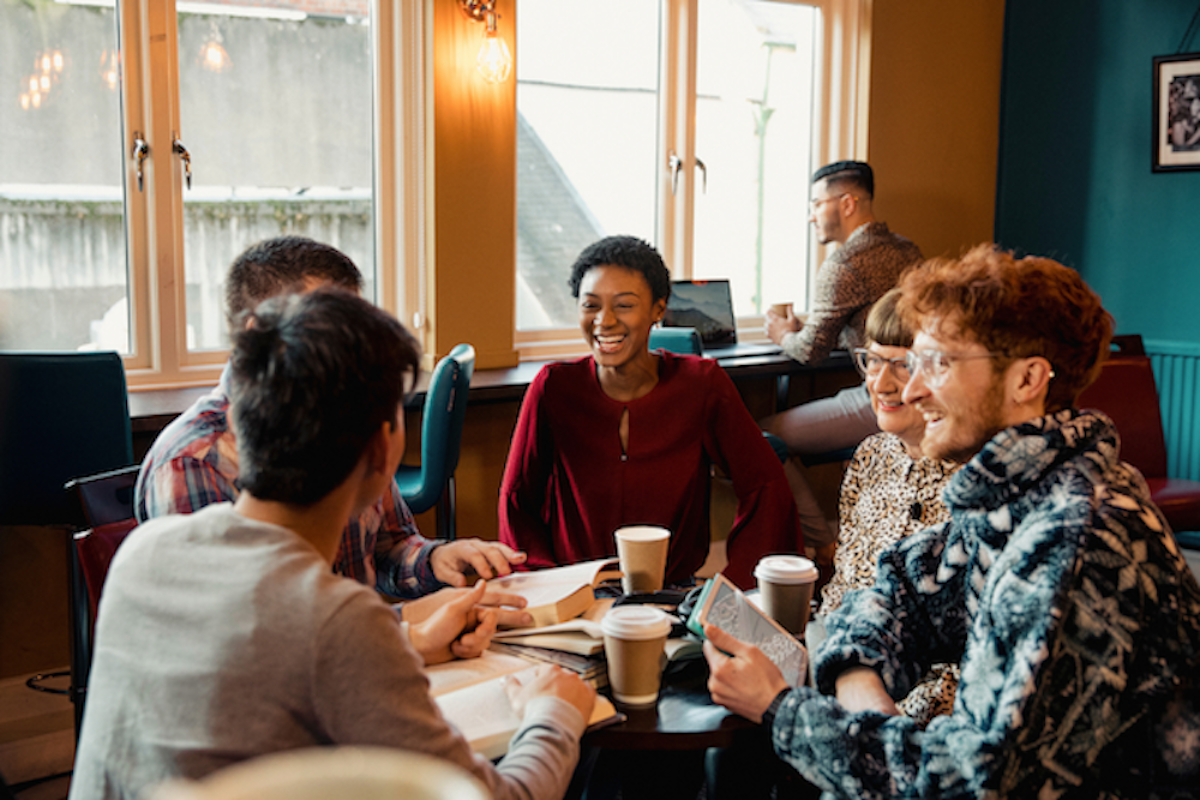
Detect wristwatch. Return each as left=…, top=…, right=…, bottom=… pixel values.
left=761, top=687, right=791, bottom=730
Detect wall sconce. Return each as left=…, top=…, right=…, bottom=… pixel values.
left=459, top=0, right=512, bottom=84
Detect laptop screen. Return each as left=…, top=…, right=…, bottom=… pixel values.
left=663, top=280, right=737, bottom=347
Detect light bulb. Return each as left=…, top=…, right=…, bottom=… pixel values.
left=475, top=11, right=511, bottom=84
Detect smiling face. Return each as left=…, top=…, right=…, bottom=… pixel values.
left=901, top=328, right=1012, bottom=464
left=864, top=343, right=927, bottom=455
left=578, top=265, right=666, bottom=370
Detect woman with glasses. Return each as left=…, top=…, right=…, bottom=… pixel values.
left=809, top=288, right=960, bottom=724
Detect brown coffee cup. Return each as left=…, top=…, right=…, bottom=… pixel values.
left=754, top=555, right=818, bottom=635
left=614, top=526, right=670, bottom=593
left=600, top=607, right=672, bottom=705
left=769, top=302, right=794, bottom=318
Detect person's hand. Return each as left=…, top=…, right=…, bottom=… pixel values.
left=407, top=580, right=498, bottom=665
left=833, top=666, right=899, bottom=716
left=504, top=664, right=596, bottom=722
left=764, top=308, right=802, bottom=345
left=400, top=585, right=533, bottom=629
left=431, top=539, right=527, bottom=586
left=702, top=624, right=790, bottom=723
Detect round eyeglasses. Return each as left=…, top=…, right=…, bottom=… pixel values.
left=904, top=348, right=1007, bottom=389
left=852, top=348, right=912, bottom=381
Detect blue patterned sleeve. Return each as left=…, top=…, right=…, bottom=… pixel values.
left=373, top=481, right=443, bottom=598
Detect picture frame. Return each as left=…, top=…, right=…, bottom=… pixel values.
left=1153, top=52, right=1200, bottom=172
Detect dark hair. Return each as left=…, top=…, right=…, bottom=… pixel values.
left=229, top=288, right=421, bottom=505
left=812, top=160, right=874, bottom=199
left=567, top=235, right=672, bottom=304
left=898, top=244, right=1114, bottom=413
left=864, top=288, right=912, bottom=348
left=225, top=236, right=364, bottom=330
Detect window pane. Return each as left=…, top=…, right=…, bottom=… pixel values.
left=515, top=0, right=660, bottom=331
left=693, top=0, right=817, bottom=317
left=177, top=0, right=374, bottom=351
left=0, top=0, right=129, bottom=353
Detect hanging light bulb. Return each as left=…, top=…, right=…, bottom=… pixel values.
left=475, top=9, right=512, bottom=84
left=459, top=1, right=512, bottom=84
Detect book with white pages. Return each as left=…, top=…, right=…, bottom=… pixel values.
left=492, top=618, right=606, bottom=656
left=489, top=558, right=621, bottom=626
left=428, top=651, right=621, bottom=760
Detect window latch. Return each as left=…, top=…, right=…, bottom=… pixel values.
left=172, top=135, right=192, bottom=190
left=131, top=134, right=149, bottom=192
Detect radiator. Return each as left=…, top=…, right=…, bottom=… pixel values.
left=1146, top=339, right=1200, bottom=482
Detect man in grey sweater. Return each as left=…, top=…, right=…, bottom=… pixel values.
left=70, top=289, right=594, bottom=800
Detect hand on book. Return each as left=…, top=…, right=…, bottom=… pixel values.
left=503, top=664, right=597, bottom=724
left=402, top=584, right=534, bottom=630
left=702, top=624, right=790, bottom=724
left=431, top=538, right=528, bottom=586
left=409, top=580, right=500, bottom=666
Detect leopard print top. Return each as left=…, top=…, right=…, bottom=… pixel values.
left=819, top=432, right=961, bottom=724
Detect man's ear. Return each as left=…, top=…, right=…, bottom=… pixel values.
left=1010, top=356, right=1055, bottom=407
left=363, top=421, right=392, bottom=475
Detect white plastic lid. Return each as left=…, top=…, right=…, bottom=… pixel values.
left=754, top=555, right=818, bottom=585
left=600, top=606, right=673, bottom=641
left=613, top=525, right=670, bottom=543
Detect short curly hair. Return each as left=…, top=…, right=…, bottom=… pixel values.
left=897, top=244, right=1114, bottom=413
left=567, top=236, right=672, bottom=303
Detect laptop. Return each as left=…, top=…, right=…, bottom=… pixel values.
left=662, top=279, right=780, bottom=355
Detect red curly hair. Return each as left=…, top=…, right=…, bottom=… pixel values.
left=897, top=244, right=1114, bottom=413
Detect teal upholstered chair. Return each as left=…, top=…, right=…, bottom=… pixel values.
left=395, top=343, right=476, bottom=540
left=648, top=326, right=703, bottom=355
left=0, top=351, right=135, bottom=738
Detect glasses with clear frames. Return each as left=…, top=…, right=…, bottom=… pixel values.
left=904, top=349, right=1008, bottom=389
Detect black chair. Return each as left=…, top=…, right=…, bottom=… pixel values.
left=0, top=352, right=135, bottom=737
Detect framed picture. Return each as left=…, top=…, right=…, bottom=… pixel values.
left=1153, top=53, right=1200, bottom=172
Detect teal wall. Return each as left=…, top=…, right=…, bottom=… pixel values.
left=996, top=0, right=1200, bottom=345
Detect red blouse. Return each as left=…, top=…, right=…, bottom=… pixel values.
left=498, top=352, right=803, bottom=588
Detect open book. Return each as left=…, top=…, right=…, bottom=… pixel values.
left=492, top=617, right=606, bottom=656
left=489, top=558, right=621, bottom=627
left=428, top=650, right=621, bottom=760
left=685, top=573, right=808, bottom=687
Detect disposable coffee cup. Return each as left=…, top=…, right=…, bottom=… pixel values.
left=754, top=555, right=819, bottom=635
left=769, top=302, right=794, bottom=318
left=614, top=526, right=670, bottom=594
left=600, top=606, right=672, bottom=706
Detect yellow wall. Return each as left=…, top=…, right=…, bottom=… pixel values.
left=867, top=0, right=1006, bottom=259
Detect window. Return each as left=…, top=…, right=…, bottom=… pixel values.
left=0, top=0, right=417, bottom=387
left=514, top=0, right=870, bottom=358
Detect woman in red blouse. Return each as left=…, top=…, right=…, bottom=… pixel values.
left=498, top=236, right=803, bottom=589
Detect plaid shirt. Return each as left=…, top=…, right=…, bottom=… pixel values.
left=134, top=368, right=442, bottom=598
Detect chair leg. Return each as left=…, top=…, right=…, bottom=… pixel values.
left=67, top=533, right=90, bottom=741
left=437, top=475, right=457, bottom=541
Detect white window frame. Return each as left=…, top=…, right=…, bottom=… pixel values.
left=513, top=0, right=871, bottom=362
left=113, top=0, right=421, bottom=390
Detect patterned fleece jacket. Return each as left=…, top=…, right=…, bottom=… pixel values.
left=770, top=409, right=1200, bottom=798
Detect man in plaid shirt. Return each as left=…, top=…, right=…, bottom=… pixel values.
left=136, top=236, right=529, bottom=623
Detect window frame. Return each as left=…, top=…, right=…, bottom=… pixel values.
left=113, top=0, right=422, bottom=390
left=512, top=0, right=872, bottom=363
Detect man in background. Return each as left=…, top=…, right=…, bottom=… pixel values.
left=762, top=161, right=923, bottom=566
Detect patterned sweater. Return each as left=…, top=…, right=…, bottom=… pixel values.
left=771, top=410, right=1200, bottom=798
left=780, top=221, right=922, bottom=364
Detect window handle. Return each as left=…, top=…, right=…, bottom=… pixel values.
left=172, top=135, right=192, bottom=190
left=669, top=151, right=682, bottom=195
left=695, top=156, right=707, bottom=194
left=132, top=133, right=149, bottom=192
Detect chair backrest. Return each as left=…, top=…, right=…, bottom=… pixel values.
left=1109, top=333, right=1146, bottom=357
left=411, top=344, right=476, bottom=511
left=150, top=746, right=489, bottom=800
left=1076, top=354, right=1168, bottom=478
left=67, top=465, right=141, bottom=613
left=0, top=352, right=133, bottom=526
left=649, top=326, right=704, bottom=355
